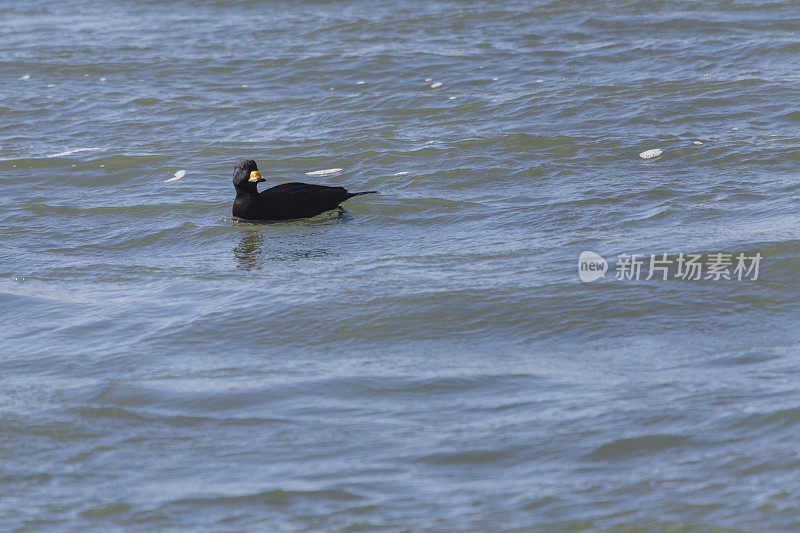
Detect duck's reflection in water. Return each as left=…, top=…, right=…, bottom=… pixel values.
left=234, top=230, right=264, bottom=270
left=234, top=229, right=332, bottom=270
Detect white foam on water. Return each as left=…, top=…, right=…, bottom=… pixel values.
left=45, top=147, right=101, bottom=158
left=46, top=84, right=55, bottom=88
left=329, top=87, right=335, bottom=91
left=430, top=82, right=443, bottom=88
left=693, top=141, right=703, bottom=146
left=639, top=148, right=663, bottom=159
left=356, top=80, right=365, bottom=85
left=305, top=168, right=343, bottom=177
left=492, top=77, right=499, bottom=81
left=425, top=78, right=432, bottom=82
left=100, top=77, right=107, bottom=82
left=20, top=74, right=30, bottom=81
left=732, top=127, right=739, bottom=131
left=449, top=96, right=456, bottom=100
left=165, top=169, right=187, bottom=182
left=241, top=84, right=248, bottom=88
left=536, top=79, right=543, bottom=83
left=394, top=172, right=409, bottom=176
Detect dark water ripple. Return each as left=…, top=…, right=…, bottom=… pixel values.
left=3, top=0, right=800, bottom=530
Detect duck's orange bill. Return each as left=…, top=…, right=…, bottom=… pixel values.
left=248, top=170, right=263, bottom=182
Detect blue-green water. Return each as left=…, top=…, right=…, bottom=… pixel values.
left=3, top=0, right=800, bottom=530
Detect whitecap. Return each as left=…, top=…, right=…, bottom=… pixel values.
left=430, top=82, right=443, bottom=88
left=165, top=169, right=187, bottom=182
left=356, top=80, right=365, bottom=85
left=20, top=74, right=30, bottom=81
left=693, top=141, right=703, bottom=146
left=305, top=168, right=343, bottom=177
left=639, top=148, right=663, bottom=159
left=394, top=172, right=409, bottom=176
left=45, top=147, right=101, bottom=158
left=425, top=78, right=432, bottom=82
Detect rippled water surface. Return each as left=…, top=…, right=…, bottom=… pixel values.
left=3, top=0, right=800, bottom=530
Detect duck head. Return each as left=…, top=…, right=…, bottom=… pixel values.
left=233, top=159, right=265, bottom=193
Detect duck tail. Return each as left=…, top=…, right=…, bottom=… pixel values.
left=349, top=191, right=378, bottom=197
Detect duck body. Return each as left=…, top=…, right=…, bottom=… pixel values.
left=231, top=160, right=376, bottom=221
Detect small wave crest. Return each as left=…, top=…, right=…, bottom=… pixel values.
left=305, top=168, right=343, bottom=177
left=45, top=148, right=102, bottom=158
